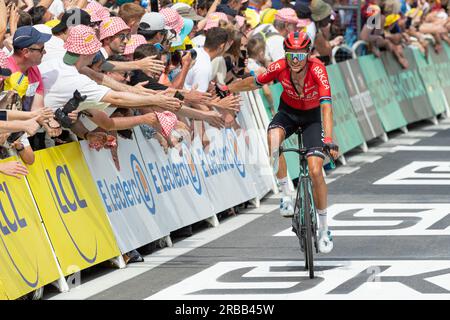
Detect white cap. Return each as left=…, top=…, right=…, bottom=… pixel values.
left=139, top=12, right=169, bottom=31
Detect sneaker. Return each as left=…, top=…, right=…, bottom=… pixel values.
left=318, top=229, right=334, bottom=254
left=280, top=196, right=294, bottom=218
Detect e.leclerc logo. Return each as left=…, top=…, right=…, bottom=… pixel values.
left=46, top=165, right=98, bottom=264
left=0, top=181, right=39, bottom=288
left=225, top=128, right=246, bottom=178
left=96, top=154, right=156, bottom=215
left=147, top=143, right=202, bottom=196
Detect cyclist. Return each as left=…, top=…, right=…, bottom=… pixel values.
left=218, top=31, right=339, bottom=253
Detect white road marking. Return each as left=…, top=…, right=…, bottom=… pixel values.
left=422, top=124, right=450, bottom=130
left=347, top=155, right=382, bottom=163
left=366, top=147, right=396, bottom=153
left=148, top=260, right=450, bottom=300
left=374, top=161, right=450, bottom=185
left=403, top=131, right=437, bottom=137
left=332, top=166, right=360, bottom=175
left=274, top=203, right=450, bottom=236
left=392, top=146, right=450, bottom=152
left=48, top=214, right=263, bottom=300
left=385, top=138, right=421, bottom=145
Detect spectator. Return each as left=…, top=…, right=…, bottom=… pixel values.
left=251, top=7, right=299, bottom=62
left=137, top=12, right=173, bottom=46
left=184, top=27, right=230, bottom=92
left=99, top=17, right=131, bottom=59
left=310, top=0, right=333, bottom=64
left=118, top=2, right=145, bottom=34
left=28, top=5, right=53, bottom=25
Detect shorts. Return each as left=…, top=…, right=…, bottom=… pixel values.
left=268, top=99, right=325, bottom=159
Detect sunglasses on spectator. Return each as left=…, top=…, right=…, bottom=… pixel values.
left=116, top=33, right=131, bottom=41
left=90, top=21, right=101, bottom=28
left=28, top=46, right=45, bottom=53
left=285, top=52, right=308, bottom=62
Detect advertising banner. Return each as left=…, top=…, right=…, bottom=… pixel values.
left=326, top=64, right=365, bottom=154
left=381, top=50, right=433, bottom=123
left=411, top=48, right=446, bottom=115
left=26, top=143, right=120, bottom=276
left=358, top=54, right=407, bottom=132
left=238, top=92, right=274, bottom=199
left=192, top=128, right=258, bottom=213
left=0, top=157, right=60, bottom=300
left=339, top=59, right=385, bottom=141
left=133, top=128, right=215, bottom=231
left=428, top=44, right=450, bottom=109
left=259, top=83, right=300, bottom=179
left=81, top=134, right=172, bottom=254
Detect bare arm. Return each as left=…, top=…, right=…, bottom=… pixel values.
left=321, top=103, right=333, bottom=140
left=228, top=76, right=260, bottom=93
left=102, top=90, right=182, bottom=112
left=0, top=0, right=6, bottom=46
left=86, top=109, right=161, bottom=131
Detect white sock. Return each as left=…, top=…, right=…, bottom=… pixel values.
left=317, top=208, right=328, bottom=232
left=278, top=177, right=290, bottom=197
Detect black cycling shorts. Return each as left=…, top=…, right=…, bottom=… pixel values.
left=268, top=99, right=325, bottom=159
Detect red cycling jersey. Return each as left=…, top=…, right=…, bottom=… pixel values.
left=256, top=58, right=332, bottom=111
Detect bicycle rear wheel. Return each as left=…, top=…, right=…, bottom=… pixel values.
left=301, top=178, right=314, bottom=279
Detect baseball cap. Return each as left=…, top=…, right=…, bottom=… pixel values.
left=63, top=25, right=102, bottom=65
left=139, top=12, right=168, bottom=31
left=52, top=8, right=92, bottom=34
left=13, top=26, right=52, bottom=49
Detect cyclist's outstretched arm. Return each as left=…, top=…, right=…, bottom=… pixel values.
left=228, top=77, right=261, bottom=93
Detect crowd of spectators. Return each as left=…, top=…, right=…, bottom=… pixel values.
left=0, top=0, right=449, bottom=263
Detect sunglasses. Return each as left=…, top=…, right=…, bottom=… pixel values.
left=285, top=52, right=308, bottom=62
left=116, top=33, right=131, bottom=41
left=28, top=46, right=45, bottom=53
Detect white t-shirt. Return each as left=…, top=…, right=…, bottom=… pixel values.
left=184, top=47, right=212, bottom=92
left=39, top=58, right=111, bottom=111
left=191, top=34, right=206, bottom=48
left=247, top=58, right=263, bottom=74
left=211, top=56, right=227, bottom=85
left=42, top=36, right=66, bottom=63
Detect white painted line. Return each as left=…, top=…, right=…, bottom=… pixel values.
left=148, top=260, right=450, bottom=300
left=48, top=214, right=263, bottom=300
left=385, top=138, right=421, bottom=145
left=422, top=124, right=450, bottom=130
left=245, top=204, right=279, bottom=214
left=325, top=177, right=337, bottom=184
left=366, top=147, right=396, bottom=153
left=332, top=166, right=360, bottom=175
left=403, top=131, right=437, bottom=137
left=347, top=155, right=382, bottom=163
left=392, top=146, right=450, bottom=152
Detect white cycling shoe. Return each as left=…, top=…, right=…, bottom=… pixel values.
left=318, top=229, right=334, bottom=254
left=280, top=196, right=294, bottom=218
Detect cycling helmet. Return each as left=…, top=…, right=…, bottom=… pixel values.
left=284, top=31, right=312, bottom=51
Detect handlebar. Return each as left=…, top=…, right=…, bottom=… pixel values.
left=279, top=145, right=338, bottom=170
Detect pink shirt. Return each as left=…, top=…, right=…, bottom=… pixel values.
left=3, top=56, right=44, bottom=111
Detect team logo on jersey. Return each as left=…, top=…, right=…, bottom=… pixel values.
left=313, top=66, right=330, bottom=90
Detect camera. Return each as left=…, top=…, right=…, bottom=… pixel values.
left=54, top=90, right=87, bottom=128
left=170, top=49, right=197, bottom=66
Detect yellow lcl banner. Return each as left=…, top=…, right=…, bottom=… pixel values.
left=0, top=157, right=60, bottom=300
left=26, top=142, right=120, bottom=276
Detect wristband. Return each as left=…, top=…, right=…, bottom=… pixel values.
left=15, top=144, right=25, bottom=152
left=323, top=137, right=333, bottom=144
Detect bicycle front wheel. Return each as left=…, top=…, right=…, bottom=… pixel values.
left=301, top=177, right=314, bottom=279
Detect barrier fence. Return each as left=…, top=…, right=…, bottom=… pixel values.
left=1, top=44, right=450, bottom=300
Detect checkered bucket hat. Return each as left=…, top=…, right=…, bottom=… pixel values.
left=99, top=17, right=130, bottom=41
left=160, top=8, right=184, bottom=35
left=64, top=25, right=102, bottom=55
left=124, top=34, right=147, bottom=55
left=155, top=111, right=178, bottom=138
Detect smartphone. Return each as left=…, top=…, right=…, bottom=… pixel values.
left=0, top=110, right=7, bottom=121
left=174, top=91, right=184, bottom=101
left=7, top=131, right=24, bottom=144
left=238, top=49, right=247, bottom=68
left=150, top=0, right=159, bottom=12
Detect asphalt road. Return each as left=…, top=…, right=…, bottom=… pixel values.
left=45, top=118, right=450, bottom=301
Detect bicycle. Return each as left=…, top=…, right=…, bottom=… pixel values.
left=279, top=128, right=337, bottom=279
